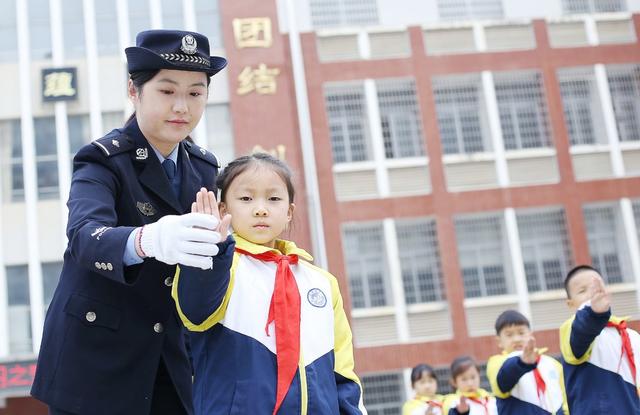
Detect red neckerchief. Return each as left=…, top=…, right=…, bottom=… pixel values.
left=236, top=248, right=301, bottom=415
left=533, top=355, right=547, bottom=404
left=466, top=396, right=490, bottom=415
left=607, top=320, right=637, bottom=384
left=416, top=395, right=443, bottom=408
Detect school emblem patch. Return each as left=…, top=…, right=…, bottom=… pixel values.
left=307, top=288, right=327, bottom=308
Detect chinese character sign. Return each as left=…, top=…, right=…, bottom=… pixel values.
left=0, top=360, right=37, bottom=390
left=42, top=67, right=78, bottom=102
left=237, top=64, right=281, bottom=95
left=232, top=17, right=273, bottom=49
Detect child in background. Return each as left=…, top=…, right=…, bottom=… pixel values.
left=487, top=310, right=568, bottom=414
left=560, top=265, right=640, bottom=414
left=403, top=364, right=444, bottom=415
left=443, top=356, right=497, bottom=415
left=172, top=153, right=367, bottom=415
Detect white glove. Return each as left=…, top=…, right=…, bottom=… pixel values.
left=139, top=212, right=221, bottom=270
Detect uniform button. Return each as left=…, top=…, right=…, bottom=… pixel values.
left=153, top=323, right=163, bottom=333
left=107, top=263, right=113, bottom=271
left=164, top=277, right=173, bottom=287
left=100, top=263, right=107, bottom=270
left=94, top=262, right=101, bottom=269
left=86, top=311, right=97, bottom=322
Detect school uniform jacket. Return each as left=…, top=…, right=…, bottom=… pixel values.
left=560, top=303, right=640, bottom=414
left=486, top=351, right=568, bottom=415
left=31, top=120, right=219, bottom=415
left=172, top=234, right=367, bottom=415
left=443, top=389, right=497, bottom=415
left=402, top=395, right=444, bottom=415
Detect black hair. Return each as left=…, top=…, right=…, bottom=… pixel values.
left=450, top=356, right=478, bottom=381
left=495, top=309, right=530, bottom=335
left=564, top=264, right=600, bottom=298
left=410, top=364, right=438, bottom=386
left=216, top=152, right=295, bottom=204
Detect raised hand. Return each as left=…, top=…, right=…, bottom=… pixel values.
left=191, top=187, right=232, bottom=238
left=520, top=336, right=537, bottom=365
left=590, top=275, right=611, bottom=313
left=456, top=396, right=470, bottom=413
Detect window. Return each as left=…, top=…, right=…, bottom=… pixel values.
left=342, top=223, right=391, bottom=309
left=517, top=209, right=573, bottom=292
left=437, top=0, right=504, bottom=20
left=102, top=111, right=125, bottom=137
left=562, top=0, right=627, bottom=14
left=95, top=0, right=119, bottom=55
left=361, top=372, right=404, bottom=415
left=0, top=119, right=23, bottom=202
left=63, top=0, right=85, bottom=58
left=42, top=262, right=62, bottom=309
left=377, top=79, right=425, bottom=159
left=433, top=74, right=489, bottom=155
left=129, top=1, right=151, bottom=45
left=325, top=83, right=371, bottom=164
left=6, top=265, right=32, bottom=354
left=310, top=0, right=379, bottom=28
left=205, top=104, right=235, bottom=167
left=583, top=204, right=629, bottom=284
left=0, top=0, right=17, bottom=61
left=495, top=71, right=551, bottom=150
left=396, top=219, right=444, bottom=304
left=607, top=65, right=640, bottom=142
left=34, top=117, right=59, bottom=199
left=69, top=114, right=91, bottom=155
left=195, top=0, right=223, bottom=49
left=558, top=67, right=607, bottom=146
left=29, top=0, right=52, bottom=59
left=161, top=0, right=183, bottom=29
left=634, top=200, right=640, bottom=245
left=432, top=362, right=491, bottom=394
left=455, top=214, right=511, bottom=298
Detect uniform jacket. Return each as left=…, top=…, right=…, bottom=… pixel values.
left=31, top=119, right=219, bottom=415
left=560, top=304, right=640, bottom=414
left=172, top=234, right=367, bottom=415
left=442, top=389, right=497, bottom=415
left=486, top=350, right=568, bottom=415
left=402, top=395, right=444, bottom=415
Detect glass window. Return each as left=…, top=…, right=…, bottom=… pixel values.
left=607, top=64, right=640, bottom=142
left=361, top=372, right=405, bottom=415
left=376, top=79, right=425, bottom=159
left=161, top=0, right=183, bottom=29
left=29, top=0, right=52, bottom=59
left=324, top=82, right=371, bottom=164
left=102, top=111, right=125, bottom=137
left=342, top=223, right=390, bottom=309
left=34, top=117, right=59, bottom=199
left=310, top=0, right=379, bottom=28
left=195, top=0, right=223, bottom=48
left=6, top=265, right=32, bottom=354
left=0, top=0, right=18, bottom=61
left=0, top=119, right=23, bottom=202
left=455, top=214, right=511, bottom=298
left=63, top=0, right=85, bottom=58
left=69, top=114, right=91, bottom=154
left=42, top=262, right=62, bottom=308
left=583, top=204, right=630, bottom=284
left=129, top=0, right=151, bottom=44
left=517, top=209, right=573, bottom=292
left=495, top=71, right=551, bottom=150
left=437, top=0, right=504, bottom=20
left=396, top=219, right=445, bottom=304
left=562, top=0, right=627, bottom=14
left=433, top=74, right=489, bottom=155
left=95, top=0, right=119, bottom=55
left=205, top=104, right=235, bottom=167
left=634, top=200, right=640, bottom=247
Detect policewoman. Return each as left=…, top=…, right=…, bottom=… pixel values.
left=31, top=30, right=227, bottom=415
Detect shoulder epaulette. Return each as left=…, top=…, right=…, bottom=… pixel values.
left=91, top=130, right=135, bottom=157
left=184, top=141, right=220, bottom=167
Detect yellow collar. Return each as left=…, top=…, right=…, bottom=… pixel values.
left=610, top=315, right=631, bottom=325
left=459, top=388, right=491, bottom=399
left=233, top=233, right=314, bottom=261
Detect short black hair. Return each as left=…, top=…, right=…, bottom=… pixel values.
left=495, top=309, right=530, bottom=335
left=410, top=364, right=437, bottom=386
left=450, top=355, right=478, bottom=380
left=564, top=264, right=600, bottom=298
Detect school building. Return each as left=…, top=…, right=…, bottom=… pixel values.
left=1, top=0, right=640, bottom=413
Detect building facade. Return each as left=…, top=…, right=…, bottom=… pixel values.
left=1, top=0, right=640, bottom=413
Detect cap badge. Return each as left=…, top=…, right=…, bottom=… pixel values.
left=181, top=34, right=197, bottom=55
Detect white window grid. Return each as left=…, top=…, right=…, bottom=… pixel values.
left=455, top=213, right=512, bottom=298
left=129, top=0, right=152, bottom=45
left=6, top=265, right=32, bottom=354
left=310, top=0, right=379, bottom=28
left=34, top=117, right=59, bottom=199
left=437, top=0, right=504, bottom=21
left=0, top=119, right=23, bottom=203
left=63, top=0, right=86, bottom=59
left=517, top=208, right=573, bottom=292
left=342, top=223, right=391, bottom=309
left=69, top=114, right=92, bottom=156
left=206, top=104, right=236, bottom=167
left=29, top=0, right=53, bottom=60
left=195, top=0, right=223, bottom=49
left=561, top=0, right=627, bottom=14
left=376, top=79, right=425, bottom=159
left=583, top=203, right=630, bottom=284
left=95, top=0, right=119, bottom=56
left=0, top=0, right=18, bottom=62
left=161, top=0, right=183, bottom=31
left=557, top=67, right=608, bottom=146
left=607, top=64, right=640, bottom=142
left=395, top=218, right=445, bottom=304
left=494, top=71, right=552, bottom=150
left=324, top=82, right=372, bottom=164
left=42, top=262, right=62, bottom=310
left=362, top=371, right=405, bottom=415
left=432, top=74, right=491, bottom=155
